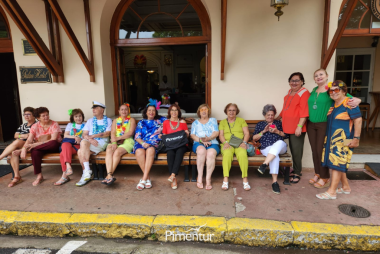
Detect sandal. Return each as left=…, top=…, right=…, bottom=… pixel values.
left=32, top=178, right=44, bottom=187
left=66, top=168, right=73, bottom=176
left=101, top=173, right=116, bottom=186
left=197, top=182, right=203, bottom=189
left=54, top=177, right=70, bottom=186
left=136, top=179, right=146, bottom=190
left=171, top=178, right=177, bottom=190
left=316, top=192, right=336, bottom=200
left=145, top=179, right=152, bottom=189
left=291, top=175, right=301, bottom=184
left=205, top=179, right=212, bottom=190
left=336, top=188, right=351, bottom=194
left=314, top=178, right=330, bottom=189
left=168, top=175, right=174, bottom=183
left=309, top=174, right=320, bottom=185
left=222, top=181, right=229, bottom=191
left=8, top=176, right=23, bottom=188
left=243, top=182, right=251, bottom=191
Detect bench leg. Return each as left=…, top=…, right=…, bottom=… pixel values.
left=184, top=165, right=190, bottom=182
left=191, top=165, right=197, bottom=182
left=283, top=166, right=291, bottom=185
left=92, top=163, right=99, bottom=180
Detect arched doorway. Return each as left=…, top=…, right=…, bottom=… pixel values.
left=110, top=0, right=211, bottom=114
left=0, top=6, right=21, bottom=142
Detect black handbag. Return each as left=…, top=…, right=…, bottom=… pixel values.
left=162, top=130, right=188, bottom=150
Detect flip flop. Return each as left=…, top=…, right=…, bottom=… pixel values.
left=205, top=185, right=213, bottom=190
left=54, top=177, right=70, bottom=186
left=197, top=182, right=203, bottom=189
left=336, top=188, right=351, bottom=194
left=316, top=192, right=336, bottom=200
left=8, top=176, right=23, bottom=188
left=66, top=168, right=73, bottom=176
left=32, top=178, right=44, bottom=187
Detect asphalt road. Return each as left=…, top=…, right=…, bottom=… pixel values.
left=0, top=236, right=374, bottom=254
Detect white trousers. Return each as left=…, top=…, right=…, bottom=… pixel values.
left=260, top=140, right=287, bottom=175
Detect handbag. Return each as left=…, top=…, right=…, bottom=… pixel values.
left=227, top=120, right=243, bottom=148
left=162, top=130, right=188, bottom=150
left=38, top=134, right=51, bottom=142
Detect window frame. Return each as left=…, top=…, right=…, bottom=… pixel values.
left=335, top=48, right=376, bottom=104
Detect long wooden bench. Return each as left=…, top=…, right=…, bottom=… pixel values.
left=7, top=120, right=292, bottom=184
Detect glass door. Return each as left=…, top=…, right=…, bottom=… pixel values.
left=335, top=48, right=375, bottom=103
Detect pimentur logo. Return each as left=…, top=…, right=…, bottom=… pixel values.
left=165, top=224, right=214, bottom=241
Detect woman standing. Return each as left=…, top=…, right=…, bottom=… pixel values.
left=54, top=108, right=86, bottom=185
left=219, top=103, right=250, bottom=191
left=9, top=107, right=62, bottom=187
left=102, top=104, right=136, bottom=185
left=316, top=81, right=362, bottom=200
left=133, top=100, right=166, bottom=190
left=308, top=69, right=361, bottom=188
left=278, top=72, right=310, bottom=184
left=0, top=107, right=36, bottom=162
left=190, top=104, right=220, bottom=190
left=162, top=104, right=189, bottom=190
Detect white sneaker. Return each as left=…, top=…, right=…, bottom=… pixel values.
left=83, top=170, right=92, bottom=181
left=76, top=177, right=88, bottom=187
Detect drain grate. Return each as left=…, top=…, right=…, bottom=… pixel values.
left=338, top=204, right=371, bottom=218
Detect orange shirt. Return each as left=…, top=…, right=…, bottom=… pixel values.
left=162, top=120, right=188, bottom=134
left=279, top=87, right=310, bottom=134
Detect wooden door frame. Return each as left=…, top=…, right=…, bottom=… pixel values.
left=109, top=0, right=212, bottom=115
left=0, top=5, right=13, bottom=53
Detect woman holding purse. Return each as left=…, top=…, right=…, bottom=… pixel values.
left=9, top=107, right=62, bottom=187
left=219, top=103, right=250, bottom=191
left=162, top=104, right=189, bottom=190
left=54, top=109, right=86, bottom=186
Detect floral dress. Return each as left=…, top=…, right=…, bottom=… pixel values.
left=321, top=98, right=361, bottom=172
left=132, top=116, right=167, bottom=153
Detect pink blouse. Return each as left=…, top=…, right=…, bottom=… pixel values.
left=30, top=121, right=62, bottom=142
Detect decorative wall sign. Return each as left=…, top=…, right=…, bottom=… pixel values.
left=22, top=39, right=37, bottom=56
left=19, top=67, right=52, bottom=84
left=134, top=54, right=147, bottom=68
left=372, top=0, right=380, bottom=20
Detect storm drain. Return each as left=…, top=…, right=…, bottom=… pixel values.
left=338, top=204, right=371, bottom=218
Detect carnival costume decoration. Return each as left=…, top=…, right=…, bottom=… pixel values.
left=147, top=98, right=161, bottom=110
left=92, top=115, right=108, bottom=140
left=161, top=94, right=170, bottom=100
left=116, top=115, right=131, bottom=137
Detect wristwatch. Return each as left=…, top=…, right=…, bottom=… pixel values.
left=354, top=136, right=360, bottom=140
left=243, top=141, right=248, bottom=145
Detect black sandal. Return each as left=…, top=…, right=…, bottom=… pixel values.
left=101, top=173, right=116, bottom=185
left=291, top=175, right=301, bottom=184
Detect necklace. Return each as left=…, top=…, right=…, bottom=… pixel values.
left=169, top=119, right=180, bottom=130
left=227, top=118, right=236, bottom=129
left=283, top=90, right=297, bottom=111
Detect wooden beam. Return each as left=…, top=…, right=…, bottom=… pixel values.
left=47, top=0, right=94, bottom=82
left=43, top=0, right=57, bottom=82
left=320, top=0, right=330, bottom=66
left=221, top=0, right=227, bottom=80
left=321, top=0, right=359, bottom=69
left=83, top=0, right=95, bottom=82
left=3, top=0, right=62, bottom=77
left=52, top=10, right=64, bottom=82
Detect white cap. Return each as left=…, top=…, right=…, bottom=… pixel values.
left=91, top=101, right=106, bottom=109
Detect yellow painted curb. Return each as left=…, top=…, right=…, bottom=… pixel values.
left=13, top=212, right=71, bottom=237
left=292, top=221, right=380, bottom=251
left=0, top=210, right=19, bottom=235
left=67, top=213, right=154, bottom=238
left=225, top=218, right=293, bottom=247
left=152, top=215, right=227, bottom=243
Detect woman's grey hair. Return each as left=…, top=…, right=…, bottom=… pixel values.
left=262, top=104, right=277, bottom=116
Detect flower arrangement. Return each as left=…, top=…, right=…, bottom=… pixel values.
left=162, top=94, right=170, bottom=100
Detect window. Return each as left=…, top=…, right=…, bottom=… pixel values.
left=119, top=0, right=202, bottom=39
left=0, top=12, right=9, bottom=38
left=335, top=48, right=375, bottom=103
left=339, top=0, right=380, bottom=35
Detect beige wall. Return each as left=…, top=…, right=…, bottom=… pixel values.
left=338, top=37, right=380, bottom=128
left=4, top=0, right=344, bottom=167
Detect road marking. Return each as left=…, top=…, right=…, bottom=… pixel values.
left=56, top=241, right=87, bottom=254
left=13, top=249, right=51, bottom=254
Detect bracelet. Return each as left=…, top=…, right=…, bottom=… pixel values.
left=223, top=141, right=228, bottom=145
left=18, top=134, right=21, bottom=139
left=141, top=142, right=145, bottom=146
left=259, top=132, right=263, bottom=136
left=297, top=124, right=303, bottom=128
left=112, top=142, right=117, bottom=145
left=199, top=138, right=203, bottom=143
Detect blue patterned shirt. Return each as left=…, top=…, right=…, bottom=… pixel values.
left=253, top=120, right=288, bottom=150
left=191, top=118, right=219, bottom=145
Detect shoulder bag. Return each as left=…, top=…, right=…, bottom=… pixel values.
left=162, top=130, right=188, bottom=150
left=227, top=119, right=243, bottom=148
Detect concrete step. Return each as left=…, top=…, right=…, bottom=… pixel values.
left=349, top=154, right=380, bottom=169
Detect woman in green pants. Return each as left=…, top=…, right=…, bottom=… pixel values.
left=219, top=103, right=250, bottom=191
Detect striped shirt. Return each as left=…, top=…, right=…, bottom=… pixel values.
left=16, top=121, right=37, bottom=135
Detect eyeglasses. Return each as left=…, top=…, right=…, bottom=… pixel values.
left=328, top=88, right=342, bottom=94
left=290, top=80, right=301, bottom=83
left=171, top=109, right=178, bottom=112
left=200, top=108, right=208, bottom=112
left=23, top=114, right=32, bottom=116
left=228, top=109, right=237, bottom=112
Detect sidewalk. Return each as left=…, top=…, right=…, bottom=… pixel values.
left=0, top=164, right=379, bottom=251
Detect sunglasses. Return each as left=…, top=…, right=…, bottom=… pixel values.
left=200, top=108, right=208, bottom=112
left=328, top=87, right=342, bottom=94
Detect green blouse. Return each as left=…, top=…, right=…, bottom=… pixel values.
left=219, top=117, right=247, bottom=141
left=308, top=86, right=352, bottom=123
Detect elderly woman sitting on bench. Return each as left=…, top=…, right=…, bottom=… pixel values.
left=252, top=104, right=288, bottom=195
